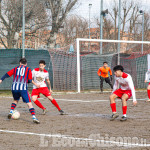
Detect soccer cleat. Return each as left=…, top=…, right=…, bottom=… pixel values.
left=120, top=116, right=127, bottom=122
left=33, top=117, right=40, bottom=124
left=59, top=110, right=66, bottom=115
left=8, top=112, right=13, bottom=119
left=110, top=113, right=119, bottom=121
left=43, top=109, right=47, bottom=115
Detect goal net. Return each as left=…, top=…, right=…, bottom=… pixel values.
left=48, top=38, right=150, bottom=93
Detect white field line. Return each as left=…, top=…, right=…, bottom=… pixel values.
left=0, top=129, right=149, bottom=147
left=0, top=96, right=148, bottom=103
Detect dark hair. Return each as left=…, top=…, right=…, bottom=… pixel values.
left=113, top=65, right=124, bottom=72
left=103, top=62, right=108, bottom=64
left=39, top=60, right=46, bottom=65
left=20, top=58, right=27, bottom=65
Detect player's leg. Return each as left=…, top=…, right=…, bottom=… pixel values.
left=146, top=83, right=150, bottom=102
left=42, top=87, right=65, bottom=115
left=32, top=95, right=46, bottom=113
left=8, top=90, right=20, bottom=119
left=105, top=77, right=113, bottom=89
left=32, top=89, right=46, bottom=109
left=120, top=94, right=128, bottom=121
left=8, top=100, right=18, bottom=119
left=100, top=76, right=104, bottom=92
left=109, top=93, right=119, bottom=121
left=21, top=90, right=40, bottom=124
left=27, top=102, right=40, bottom=124
left=47, top=95, right=65, bottom=115
left=32, top=89, right=46, bottom=114
left=47, top=95, right=61, bottom=110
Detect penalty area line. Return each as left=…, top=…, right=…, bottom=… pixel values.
left=0, top=129, right=149, bottom=147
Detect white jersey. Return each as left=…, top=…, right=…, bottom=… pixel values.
left=112, top=72, right=136, bottom=102
left=145, top=70, right=150, bottom=82
left=32, top=68, right=49, bottom=89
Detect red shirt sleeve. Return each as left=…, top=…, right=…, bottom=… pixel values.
left=7, top=68, right=14, bottom=77
left=28, top=69, right=32, bottom=80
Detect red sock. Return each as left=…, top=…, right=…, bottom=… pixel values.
left=51, top=99, right=61, bottom=111
left=110, top=103, right=116, bottom=113
left=147, top=90, right=150, bottom=99
left=11, top=103, right=17, bottom=110
left=29, top=108, right=35, bottom=116
left=34, top=100, right=45, bottom=110
left=122, top=106, right=127, bottom=115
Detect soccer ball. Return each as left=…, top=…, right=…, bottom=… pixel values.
left=12, top=110, right=20, bottom=120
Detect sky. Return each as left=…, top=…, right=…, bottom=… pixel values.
left=71, top=0, right=150, bottom=20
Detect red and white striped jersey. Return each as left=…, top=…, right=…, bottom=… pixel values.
left=32, top=68, right=49, bottom=89
left=112, top=72, right=136, bottom=102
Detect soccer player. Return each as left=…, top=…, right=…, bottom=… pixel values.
left=31, top=60, right=65, bottom=115
left=109, top=65, right=137, bottom=121
left=145, top=70, right=150, bottom=102
left=97, top=62, right=113, bottom=92
left=0, top=58, right=40, bottom=124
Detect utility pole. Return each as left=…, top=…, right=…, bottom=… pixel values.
left=140, top=10, right=144, bottom=54
left=117, top=0, right=121, bottom=65
left=100, top=0, right=103, bottom=55
left=22, top=0, right=25, bottom=58
left=88, top=4, right=92, bottom=51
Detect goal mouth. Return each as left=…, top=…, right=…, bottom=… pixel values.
left=76, top=38, right=150, bottom=93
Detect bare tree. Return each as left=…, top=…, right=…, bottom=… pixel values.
left=43, top=0, right=78, bottom=48
left=135, top=13, right=150, bottom=41
left=93, top=0, right=150, bottom=53
left=61, top=15, right=88, bottom=46
left=0, top=0, right=48, bottom=49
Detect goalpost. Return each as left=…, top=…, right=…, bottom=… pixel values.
left=76, top=38, right=150, bottom=93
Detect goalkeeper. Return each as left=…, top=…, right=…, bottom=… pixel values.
left=97, top=62, right=113, bottom=92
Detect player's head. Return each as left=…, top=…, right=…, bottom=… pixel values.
left=20, top=58, right=27, bottom=66
left=113, top=65, right=124, bottom=77
left=39, top=60, right=46, bottom=71
left=103, top=62, right=108, bottom=68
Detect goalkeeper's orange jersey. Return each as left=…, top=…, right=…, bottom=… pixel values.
left=97, top=66, right=112, bottom=78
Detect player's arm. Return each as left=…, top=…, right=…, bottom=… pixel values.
left=145, top=71, right=149, bottom=83
left=45, top=72, right=52, bottom=92
left=109, top=68, right=113, bottom=81
left=46, top=79, right=52, bottom=93
left=112, top=78, right=119, bottom=93
left=27, top=69, right=32, bottom=83
left=31, top=69, right=40, bottom=88
left=127, top=76, right=137, bottom=106
left=97, top=68, right=101, bottom=76
left=32, top=80, right=40, bottom=88
left=0, top=68, right=14, bottom=84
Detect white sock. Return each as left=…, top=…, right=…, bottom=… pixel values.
left=123, top=114, right=127, bottom=117
left=10, top=110, right=14, bottom=114
left=32, top=115, right=36, bottom=119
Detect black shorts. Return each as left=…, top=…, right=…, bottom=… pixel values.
left=100, top=76, right=111, bottom=83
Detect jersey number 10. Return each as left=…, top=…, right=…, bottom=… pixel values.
left=17, top=68, right=25, bottom=76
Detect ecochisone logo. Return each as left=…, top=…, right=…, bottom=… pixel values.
left=39, top=134, right=147, bottom=148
